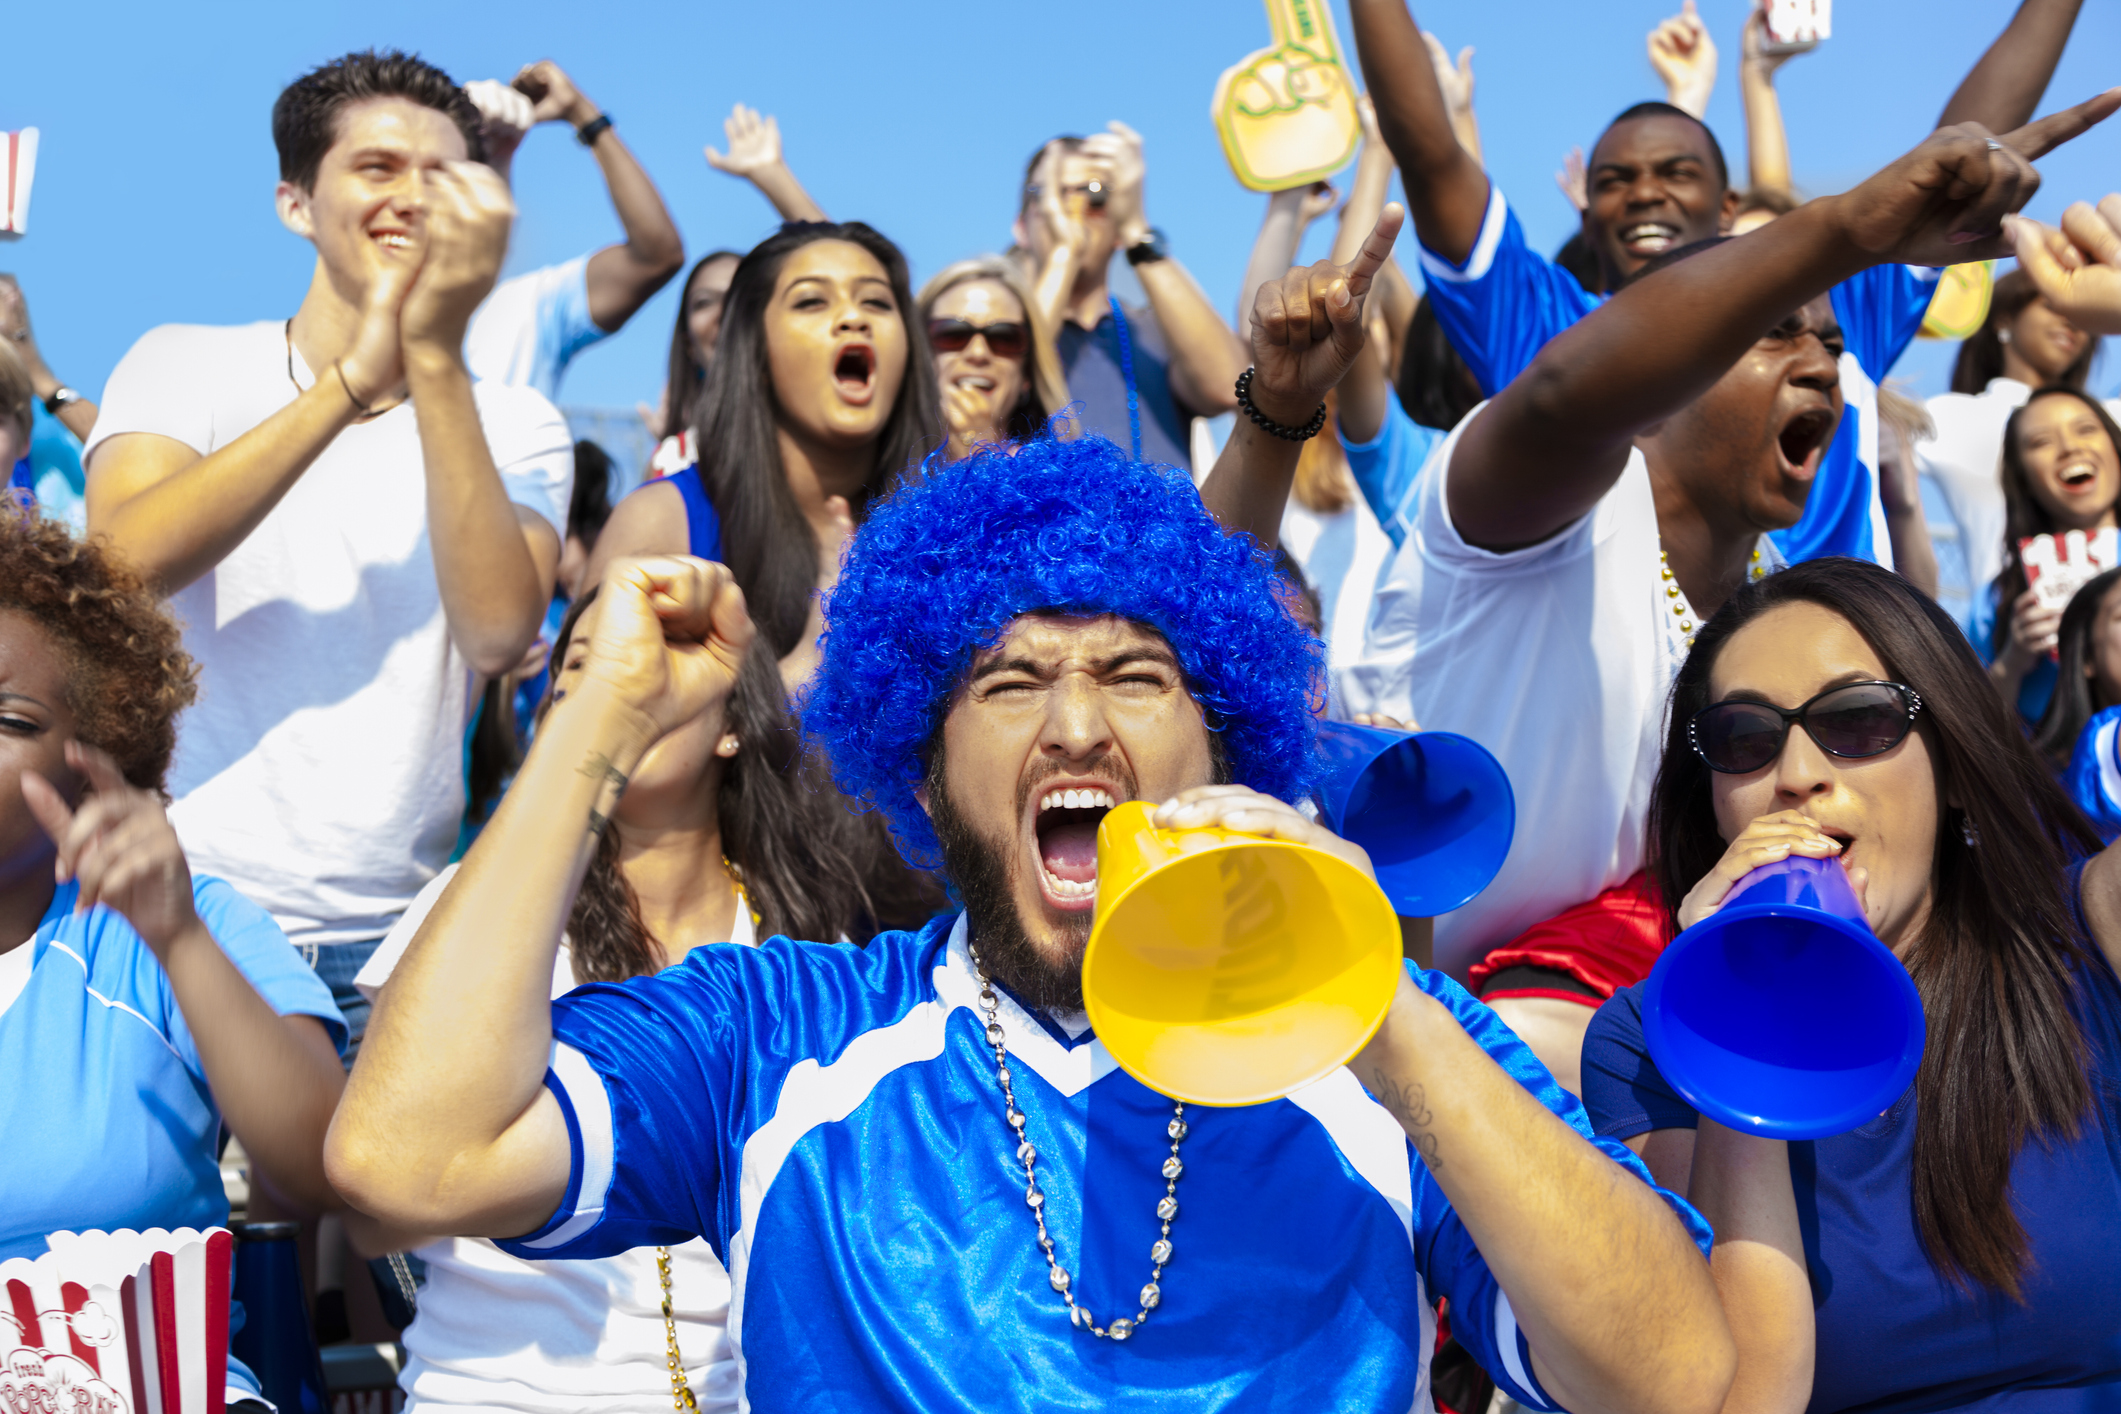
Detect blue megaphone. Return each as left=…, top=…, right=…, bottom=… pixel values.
left=1643, top=855, right=1924, bottom=1140
left=1314, top=721, right=1516, bottom=917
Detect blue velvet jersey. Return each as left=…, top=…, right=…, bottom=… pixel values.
left=499, top=912, right=1710, bottom=1412
left=1416, top=185, right=1939, bottom=566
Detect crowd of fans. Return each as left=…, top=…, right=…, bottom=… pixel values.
left=4, top=2, right=2121, bottom=1411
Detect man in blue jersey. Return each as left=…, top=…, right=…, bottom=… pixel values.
left=1347, top=0, right=2092, bottom=568
left=329, top=239, right=1740, bottom=1411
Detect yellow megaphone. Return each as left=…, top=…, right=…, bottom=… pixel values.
left=1081, top=801, right=1402, bottom=1106
left=1211, top=0, right=1362, bottom=192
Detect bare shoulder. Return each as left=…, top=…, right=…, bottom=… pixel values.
left=584, top=479, right=691, bottom=586
left=2078, top=844, right=2121, bottom=979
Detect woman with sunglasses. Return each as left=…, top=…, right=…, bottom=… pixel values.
left=917, top=258, right=1069, bottom=460
left=1581, top=557, right=2121, bottom=1414
left=587, top=221, right=943, bottom=691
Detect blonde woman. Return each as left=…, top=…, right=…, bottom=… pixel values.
left=917, top=257, right=1069, bottom=459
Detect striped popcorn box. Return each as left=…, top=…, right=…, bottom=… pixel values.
left=1, top=128, right=36, bottom=238
left=2, top=1227, right=233, bottom=1414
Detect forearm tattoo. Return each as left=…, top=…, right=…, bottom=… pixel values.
left=1370, top=1067, right=1442, bottom=1171
left=578, top=752, right=629, bottom=837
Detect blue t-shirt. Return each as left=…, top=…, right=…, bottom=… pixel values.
left=1581, top=918, right=2121, bottom=1414
left=2066, top=706, right=2121, bottom=844
left=0, top=876, right=344, bottom=1399
left=498, top=912, right=1710, bottom=1412
left=1968, top=582, right=2057, bottom=726
left=1343, top=397, right=1449, bottom=551
left=1056, top=303, right=1196, bottom=470
left=1416, top=186, right=1939, bottom=566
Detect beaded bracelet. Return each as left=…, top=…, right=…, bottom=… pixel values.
left=1234, top=367, right=1328, bottom=442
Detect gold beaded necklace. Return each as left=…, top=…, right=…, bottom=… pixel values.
left=1660, top=544, right=1768, bottom=648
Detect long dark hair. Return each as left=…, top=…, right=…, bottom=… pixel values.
left=1952, top=268, right=2101, bottom=395
left=662, top=250, right=744, bottom=440
left=1396, top=297, right=1485, bottom=432
left=696, top=221, right=943, bottom=657
left=541, top=590, right=897, bottom=982
left=2031, top=566, right=2121, bottom=768
left=1650, top=558, right=2100, bottom=1301
left=1989, top=388, right=2121, bottom=657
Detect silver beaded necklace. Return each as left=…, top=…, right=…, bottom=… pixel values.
left=970, top=943, right=1187, bottom=1342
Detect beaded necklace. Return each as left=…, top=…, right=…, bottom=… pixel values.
left=1661, top=543, right=1769, bottom=648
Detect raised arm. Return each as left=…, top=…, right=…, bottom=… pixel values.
left=1648, top=1, right=1720, bottom=120
left=511, top=61, right=685, bottom=334
left=705, top=104, right=829, bottom=224
left=1938, top=0, right=2087, bottom=132
left=1739, top=1, right=1801, bottom=197
left=328, top=556, right=750, bottom=1235
left=0, top=277, right=97, bottom=442
left=1331, top=96, right=1404, bottom=445
left=1199, top=205, right=1405, bottom=548
left=1090, top=122, right=1245, bottom=414
left=1449, top=102, right=2117, bottom=551
left=1348, top=0, right=1490, bottom=265
left=2009, top=195, right=2121, bottom=335
left=1235, top=183, right=1338, bottom=334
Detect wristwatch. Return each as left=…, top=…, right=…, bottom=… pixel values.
left=1124, top=227, right=1171, bottom=266
left=575, top=113, right=614, bottom=147
left=43, top=386, right=81, bottom=415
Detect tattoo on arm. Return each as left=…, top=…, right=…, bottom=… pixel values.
left=1370, top=1066, right=1442, bottom=1171
left=578, top=751, right=629, bottom=837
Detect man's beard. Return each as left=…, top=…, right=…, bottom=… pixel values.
left=926, top=746, right=1134, bottom=1015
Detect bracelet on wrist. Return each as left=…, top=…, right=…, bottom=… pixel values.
left=1234, top=367, right=1328, bottom=442
left=332, top=360, right=376, bottom=417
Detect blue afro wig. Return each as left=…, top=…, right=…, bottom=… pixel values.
left=804, top=433, right=1324, bottom=868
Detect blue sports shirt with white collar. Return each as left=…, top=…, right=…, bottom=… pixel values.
left=498, top=912, right=1711, bottom=1411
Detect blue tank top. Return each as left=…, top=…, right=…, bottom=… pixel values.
left=661, top=464, right=724, bottom=563
left=1582, top=871, right=2121, bottom=1413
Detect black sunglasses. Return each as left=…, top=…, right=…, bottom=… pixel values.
left=1688, top=680, right=1924, bottom=775
left=928, top=319, right=1028, bottom=359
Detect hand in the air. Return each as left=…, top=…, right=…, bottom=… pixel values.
left=1676, top=810, right=1864, bottom=931
left=1152, top=784, right=1376, bottom=884
left=1833, top=93, right=2121, bottom=266
left=512, top=60, right=595, bottom=128
left=2002, top=586, right=2064, bottom=671
left=462, top=79, right=534, bottom=163
left=22, top=743, right=203, bottom=962
left=2008, top=194, right=2121, bottom=336
left=1648, top=0, right=1718, bottom=120
left=1555, top=146, right=1588, bottom=214
left=705, top=104, right=786, bottom=180
left=1080, top=121, right=1148, bottom=245
left=1740, top=0, right=1803, bottom=78
left=577, top=556, right=755, bottom=741
left=1422, top=31, right=1476, bottom=121
left=397, top=161, right=515, bottom=355
left=1246, top=203, right=1405, bottom=427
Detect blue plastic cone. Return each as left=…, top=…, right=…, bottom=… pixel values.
left=1643, top=855, right=1925, bottom=1140
left=1315, top=721, right=1515, bottom=917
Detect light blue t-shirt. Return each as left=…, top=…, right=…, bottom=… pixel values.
left=499, top=911, right=1711, bottom=1412
left=0, top=875, right=344, bottom=1396
left=464, top=253, right=611, bottom=402
left=1343, top=397, right=1449, bottom=551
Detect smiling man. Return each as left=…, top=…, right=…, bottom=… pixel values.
left=1346, top=0, right=2093, bottom=570
left=329, top=416, right=1744, bottom=1412
left=81, top=50, right=573, bottom=1054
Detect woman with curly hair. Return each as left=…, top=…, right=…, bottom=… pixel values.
left=0, top=510, right=346, bottom=1407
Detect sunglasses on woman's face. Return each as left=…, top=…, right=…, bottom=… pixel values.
left=928, top=319, right=1027, bottom=359
left=1688, top=680, right=1924, bottom=775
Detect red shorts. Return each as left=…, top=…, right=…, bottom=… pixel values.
left=1467, top=871, right=1670, bottom=1007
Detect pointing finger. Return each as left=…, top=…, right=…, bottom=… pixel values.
left=20, top=771, right=74, bottom=848
left=1342, top=203, right=1405, bottom=301
left=2000, top=88, right=2121, bottom=163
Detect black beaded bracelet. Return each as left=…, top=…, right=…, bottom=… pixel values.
left=575, top=113, right=614, bottom=147
left=1234, top=367, right=1328, bottom=442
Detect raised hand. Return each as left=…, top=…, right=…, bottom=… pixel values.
left=1295, top=180, right=1341, bottom=232
left=397, top=161, right=515, bottom=357
left=1245, top=203, right=1405, bottom=425
left=1555, top=146, right=1589, bottom=214
left=1648, top=0, right=1718, bottom=120
left=578, top=556, right=754, bottom=741
left=21, top=743, right=202, bottom=960
left=1832, top=93, right=2121, bottom=266
left=2008, top=195, right=2121, bottom=335
left=511, top=59, right=596, bottom=128
left=1422, top=31, right=1476, bottom=125
left=705, top=104, right=785, bottom=179
left=1081, top=121, right=1149, bottom=245
left=1740, top=0, right=1800, bottom=79
left=462, top=79, right=534, bottom=165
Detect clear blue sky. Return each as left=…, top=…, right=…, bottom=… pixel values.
left=4, top=0, right=2116, bottom=444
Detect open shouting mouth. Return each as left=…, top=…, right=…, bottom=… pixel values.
left=1030, top=782, right=1118, bottom=913
left=1776, top=406, right=1838, bottom=481
left=833, top=341, right=877, bottom=405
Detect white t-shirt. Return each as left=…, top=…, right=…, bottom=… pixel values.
left=464, top=255, right=610, bottom=402
left=1279, top=492, right=1394, bottom=690
left=1920, top=378, right=2121, bottom=603
left=84, top=322, right=574, bottom=945
left=1342, top=406, right=1782, bottom=978
left=355, top=864, right=746, bottom=1414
